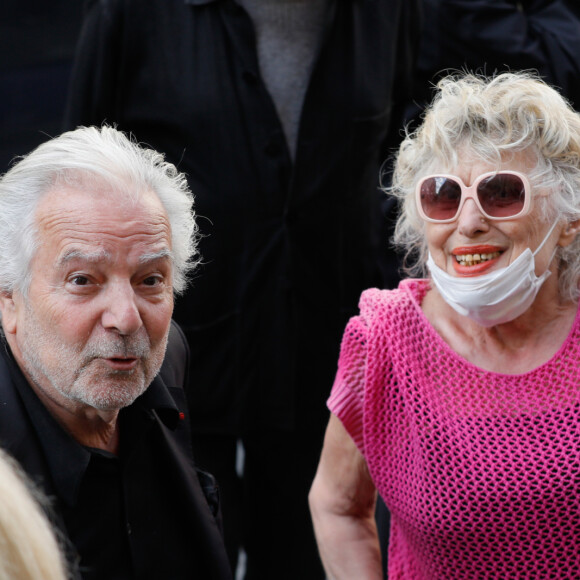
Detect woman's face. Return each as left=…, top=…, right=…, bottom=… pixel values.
left=425, top=151, right=565, bottom=279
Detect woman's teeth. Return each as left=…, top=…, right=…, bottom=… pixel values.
left=456, top=252, right=500, bottom=267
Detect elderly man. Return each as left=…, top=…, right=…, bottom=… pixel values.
left=0, top=126, right=232, bottom=580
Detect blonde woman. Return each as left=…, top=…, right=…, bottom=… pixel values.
left=310, top=72, right=580, bottom=579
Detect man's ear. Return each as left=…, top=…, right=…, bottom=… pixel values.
left=0, top=292, right=18, bottom=335
left=558, top=219, right=580, bottom=248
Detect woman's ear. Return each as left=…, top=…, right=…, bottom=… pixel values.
left=558, top=219, right=580, bottom=248
left=0, top=292, right=18, bottom=335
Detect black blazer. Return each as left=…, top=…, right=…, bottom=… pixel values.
left=0, top=320, right=232, bottom=580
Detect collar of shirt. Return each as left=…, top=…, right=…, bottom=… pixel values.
left=5, top=347, right=181, bottom=508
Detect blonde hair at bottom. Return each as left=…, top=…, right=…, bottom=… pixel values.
left=0, top=448, right=68, bottom=580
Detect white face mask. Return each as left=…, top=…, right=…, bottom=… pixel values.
left=427, top=220, right=560, bottom=327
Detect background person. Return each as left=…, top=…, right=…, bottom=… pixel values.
left=309, top=72, right=580, bottom=579
left=64, top=1, right=421, bottom=576
left=0, top=125, right=231, bottom=580
left=405, top=0, right=580, bottom=126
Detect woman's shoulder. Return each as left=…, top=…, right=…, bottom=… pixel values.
left=359, top=279, right=430, bottom=319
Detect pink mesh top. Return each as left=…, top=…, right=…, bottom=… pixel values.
left=328, top=279, right=580, bottom=579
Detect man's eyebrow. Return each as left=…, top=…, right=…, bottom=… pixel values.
left=138, top=249, right=174, bottom=265
left=57, top=249, right=112, bottom=266
left=56, top=248, right=173, bottom=267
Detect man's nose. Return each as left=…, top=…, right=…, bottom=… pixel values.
left=100, top=282, right=143, bottom=335
left=456, top=198, right=490, bottom=237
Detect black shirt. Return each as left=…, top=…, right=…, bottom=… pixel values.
left=0, top=324, right=232, bottom=580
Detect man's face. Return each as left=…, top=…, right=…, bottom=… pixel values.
left=1, top=184, right=174, bottom=414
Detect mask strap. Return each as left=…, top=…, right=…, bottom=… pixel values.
left=532, top=219, right=560, bottom=258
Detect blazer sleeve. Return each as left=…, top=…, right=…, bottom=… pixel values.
left=64, top=0, right=124, bottom=129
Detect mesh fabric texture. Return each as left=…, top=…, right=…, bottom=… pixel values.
left=328, top=279, right=580, bottom=579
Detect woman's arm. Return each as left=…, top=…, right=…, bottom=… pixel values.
left=309, top=413, right=383, bottom=580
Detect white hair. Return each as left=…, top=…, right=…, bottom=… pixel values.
left=0, top=448, right=68, bottom=580
left=0, top=125, right=198, bottom=296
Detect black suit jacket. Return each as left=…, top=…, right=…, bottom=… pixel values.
left=0, top=320, right=232, bottom=580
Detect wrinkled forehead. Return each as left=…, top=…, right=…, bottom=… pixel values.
left=34, top=183, right=172, bottom=263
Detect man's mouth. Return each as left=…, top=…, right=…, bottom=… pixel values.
left=454, top=251, right=501, bottom=267
left=103, top=357, right=139, bottom=371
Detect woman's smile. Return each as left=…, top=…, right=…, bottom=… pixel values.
left=451, top=244, right=503, bottom=275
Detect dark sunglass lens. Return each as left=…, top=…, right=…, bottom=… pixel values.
left=420, top=177, right=462, bottom=220
left=477, top=174, right=526, bottom=217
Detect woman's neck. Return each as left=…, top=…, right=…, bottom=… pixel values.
left=422, top=277, right=579, bottom=374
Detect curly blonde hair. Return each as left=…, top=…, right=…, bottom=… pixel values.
left=387, top=71, right=580, bottom=301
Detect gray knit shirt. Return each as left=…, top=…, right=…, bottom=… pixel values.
left=236, top=0, right=331, bottom=159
